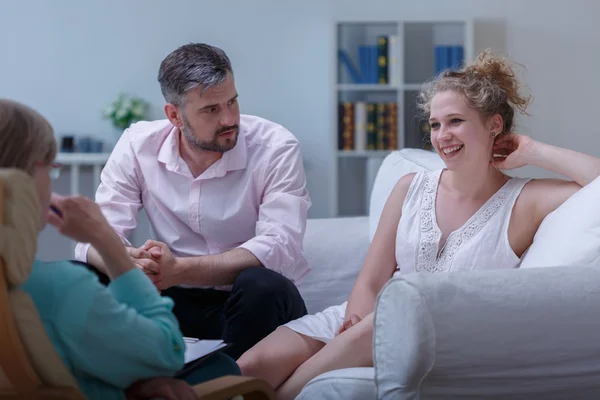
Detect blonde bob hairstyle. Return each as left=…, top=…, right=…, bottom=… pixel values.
left=0, top=99, right=57, bottom=173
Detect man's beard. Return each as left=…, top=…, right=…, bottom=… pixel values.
left=181, top=115, right=239, bottom=153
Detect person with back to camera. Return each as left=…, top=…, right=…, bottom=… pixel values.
left=236, top=50, right=600, bottom=400
left=0, top=99, right=240, bottom=400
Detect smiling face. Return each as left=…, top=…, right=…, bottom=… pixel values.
left=429, top=90, right=503, bottom=171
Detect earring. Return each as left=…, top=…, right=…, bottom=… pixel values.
left=491, top=132, right=497, bottom=137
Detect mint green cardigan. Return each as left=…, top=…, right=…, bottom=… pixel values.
left=20, top=261, right=185, bottom=399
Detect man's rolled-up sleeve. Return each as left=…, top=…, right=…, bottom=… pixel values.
left=239, top=141, right=311, bottom=283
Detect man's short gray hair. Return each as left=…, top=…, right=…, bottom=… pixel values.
left=157, top=43, right=233, bottom=107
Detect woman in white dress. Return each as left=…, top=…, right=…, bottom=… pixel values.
left=237, top=50, right=600, bottom=400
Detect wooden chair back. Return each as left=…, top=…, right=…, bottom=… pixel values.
left=0, top=169, right=83, bottom=400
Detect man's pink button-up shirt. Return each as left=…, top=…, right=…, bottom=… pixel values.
left=74, top=114, right=311, bottom=285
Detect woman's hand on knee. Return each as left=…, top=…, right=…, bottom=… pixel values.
left=337, top=314, right=362, bottom=336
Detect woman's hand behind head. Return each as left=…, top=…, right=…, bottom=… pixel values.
left=48, top=194, right=112, bottom=245
left=492, top=133, right=536, bottom=170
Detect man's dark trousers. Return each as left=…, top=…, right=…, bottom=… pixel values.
left=162, top=267, right=307, bottom=359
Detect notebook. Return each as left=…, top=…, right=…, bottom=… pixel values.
left=176, top=337, right=231, bottom=377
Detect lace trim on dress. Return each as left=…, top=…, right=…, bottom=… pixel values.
left=416, top=171, right=512, bottom=273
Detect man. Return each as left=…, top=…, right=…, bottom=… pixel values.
left=75, top=43, right=311, bottom=359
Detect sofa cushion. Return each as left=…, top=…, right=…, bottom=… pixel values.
left=374, top=267, right=600, bottom=399
left=299, top=216, right=370, bottom=314
left=520, top=174, right=600, bottom=268
left=368, top=149, right=443, bottom=240
left=296, top=367, right=375, bottom=400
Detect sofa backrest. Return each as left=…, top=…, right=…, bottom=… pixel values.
left=374, top=267, right=600, bottom=399
left=368, top=149, right=443, bottom=240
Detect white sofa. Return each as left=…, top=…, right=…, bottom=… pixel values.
left=296, top=148, right=600, bottom=399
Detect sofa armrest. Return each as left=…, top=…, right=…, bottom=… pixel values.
left=298, top=216, right=370, bottom=314
left=297, top=368, right=375, bottom=400
left=374, top=266, right=600, bottom=399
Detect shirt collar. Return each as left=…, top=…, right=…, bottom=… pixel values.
left=157, top=124, right=248, bottom=176
left=157, top=125, right=180, bottom=172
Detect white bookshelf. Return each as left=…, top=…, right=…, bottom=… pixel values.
left=333, top=19, right=474, bottom=217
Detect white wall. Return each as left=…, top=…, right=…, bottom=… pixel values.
left=3, top=0, right=599, bottom=260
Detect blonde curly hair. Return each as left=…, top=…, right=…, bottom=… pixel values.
left=417, top=49, right=532, bottom=135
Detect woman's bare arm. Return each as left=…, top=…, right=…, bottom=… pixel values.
left=343, top=173, right=416, bottom=321
left=495, top=135, right=600, bottom=224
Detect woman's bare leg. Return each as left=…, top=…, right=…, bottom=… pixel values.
left=237, top=326, right=325, bottom=390
left=276, top=312, right=374, bottom=400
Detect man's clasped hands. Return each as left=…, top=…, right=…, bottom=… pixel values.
left=127, top=240, right=179, bottom=290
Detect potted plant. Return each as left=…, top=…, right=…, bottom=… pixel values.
left=103, top=93, right=149, bottom=131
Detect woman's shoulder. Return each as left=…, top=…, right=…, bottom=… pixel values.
left=395, top=168, right=439, bottom=199
left=514, top=176, right=580, bottom=202
left=383, top=171, right=424, bottom=213
left=394, top=172, right=419, bottom=199
left=396, top=167, right=439, bottom=188
left=515, top=177, right=581, bottom=216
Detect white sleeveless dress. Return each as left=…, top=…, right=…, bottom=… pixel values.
left=284, top=169, right=532, bottom=343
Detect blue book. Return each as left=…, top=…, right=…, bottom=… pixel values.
left=450, top=45, right=464, bottom=70
left=369, top=45, right=379, bottom=83
left=434, top=45, right=450, bottom=75
left=338, top=49, right=361, bottom=83
left=359, top=45, right=371, bottom=83
left=357, top=45, right=384, bottom=83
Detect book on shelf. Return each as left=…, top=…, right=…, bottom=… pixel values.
left=338, top=37, right=465, bottom=84
left=376, top=35, right=388, bottom=84
left=434, top=45, right=464, bottom=75
left=338, top=102, right=355, bottom=151
left=338, top=34, right=398, bottom=85
left=338, top=101, right=398, bottom=151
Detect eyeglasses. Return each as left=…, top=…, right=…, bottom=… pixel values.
left=34, top=161, right=63, bottom=179
left=49, top=164, right=62, bottom=179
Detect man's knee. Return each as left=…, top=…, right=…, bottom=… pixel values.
left=231, top=267, right=307, bottom=320
left=234, top=267, right=300, bottom=301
